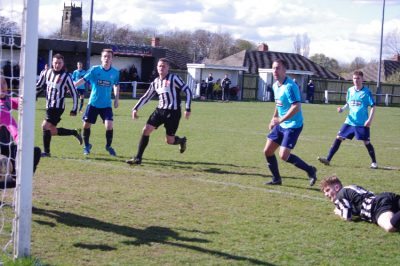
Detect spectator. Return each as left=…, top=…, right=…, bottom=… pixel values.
left=200, top=80, right=207, bottom=100
left=306, top=80, right=315, bottom=103
left=221, top=74, right=231, bottom=101
left=206, top=73, right=214, bottom=100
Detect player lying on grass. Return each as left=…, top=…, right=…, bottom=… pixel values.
left=320, top=175, right=400, bottom=232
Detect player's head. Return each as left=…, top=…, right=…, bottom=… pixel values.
left=77, top=61, right=83, bottom=70
left=320, top=175, right=343, bottom=202
left=101, top=49, right=114, bottom=69
left=272, top=58, right=288, bottom=82
left=352, top=70, right=364, bottom=88
left=52, top=53, right=64, bottom=72
left=157, top=58, right=170, bottom=77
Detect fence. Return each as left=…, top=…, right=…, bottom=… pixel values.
left=240, top=75, right=400, bottom=106
left=118, top=74, right=400, bottom=106
left=312, top=78, right=400, bottom=106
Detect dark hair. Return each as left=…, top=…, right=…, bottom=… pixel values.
left=52, top=53, right=64, bottom=61
left=353, top=70, right=363, bottom=77
left=158, top=58, right=170, bottom=66
left=272, top=58, right=288, bottom=69
left=102, top=48, right=114, bottom=56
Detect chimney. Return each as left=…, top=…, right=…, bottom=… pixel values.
left=392, top=53, right=400, bottom=61
left=258, top=43, right=269, bottom=52
left=151, top=37, right=160, bottom=47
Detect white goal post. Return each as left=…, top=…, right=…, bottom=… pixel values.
left=13, top=0, right=39, bottom=258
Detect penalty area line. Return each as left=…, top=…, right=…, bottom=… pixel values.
left=188, top=178, right=325, bottom=202
left=60, top=157, right=325, bottom=201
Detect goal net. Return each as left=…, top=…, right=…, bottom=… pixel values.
left=0, top=0, right=39, bottom=260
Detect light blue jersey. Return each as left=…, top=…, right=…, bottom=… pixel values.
left=344, top=86, right=375, bottom=126
left=72, top=69, right=87, bottom=90
left=273, top=77, right=303, bottom=129
left=84, top=65, right=119, bottom=108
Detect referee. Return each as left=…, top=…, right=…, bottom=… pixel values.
left=36, top=53, right=82, bottom=157
left=127, top=58, right=192, bottom=165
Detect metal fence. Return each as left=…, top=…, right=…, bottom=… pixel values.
left=119, top=73, right=400, bottom=106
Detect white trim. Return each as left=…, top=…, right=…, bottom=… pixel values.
left=259, top=68, right=313, bottom=76
left=187, top=63, right=248, bottom=71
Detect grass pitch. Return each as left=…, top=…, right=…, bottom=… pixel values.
left=25, top=99, right=400, bottom=265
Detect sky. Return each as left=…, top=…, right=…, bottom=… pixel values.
left=1, top=0, right=400, bottom=63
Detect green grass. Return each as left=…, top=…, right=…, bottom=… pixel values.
left=14, top=99, right=400, bottom=265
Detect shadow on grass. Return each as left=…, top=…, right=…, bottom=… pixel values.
left=33, top=207, right=274, bottom=265
left=145, top=158, right=244, bottom=168
left=142, top=158, right=270, bottom=178
left=203, top=167, right=270, bottom=178
left=73, top=243, right=116, bottom=251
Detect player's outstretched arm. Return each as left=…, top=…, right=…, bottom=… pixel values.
left=74, top=78, right=85, bottom=88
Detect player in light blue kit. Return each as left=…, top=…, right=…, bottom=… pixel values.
left=74, top=49, right=120, bottom=156
left=264, top=58, right=317, bottom=186
left=72, top=61, right=87, bottom=113
left=318, top=70, right=377, bottom=168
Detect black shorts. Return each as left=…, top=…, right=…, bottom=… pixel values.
left=147, top=108, right=181, bottom=136
left=77, top=89, right=86, bottom=97
left=46, top=108, right=64, bottom=126
left=372, top=192, right=400, bottom=224
left=83, top=104, right=113, bottom=124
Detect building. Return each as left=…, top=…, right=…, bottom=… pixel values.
left=341, top=54, right=400, bottom=83
left=1, top=35, right=190, bottom=93
left=61, top=2, right=82, bottom=39
left=187, top=43, right=341, bottom=101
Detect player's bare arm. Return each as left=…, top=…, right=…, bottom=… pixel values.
left=74, top=78, right=85, bottom=88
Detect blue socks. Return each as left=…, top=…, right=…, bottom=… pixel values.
left=327, top=138, right=342, bottom=161
left=286, top=154, right=313, bottom=174
left=266, top=155, right=281, bottom=181
left=365, top=143, right=376, bottom=163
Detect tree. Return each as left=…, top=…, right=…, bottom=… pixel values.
left=208, top=32, right=234, bottom=60
left=231, top=39, right=256, bottom=53
left=0, top=16, right=20, bottom=35
left=309, top=53, right=340, bottom=73
left=160, top=29, right=193, bottom=59
left=349, top=57, right=366, bottom=71
left=385, top=28, right=400, bottom=57
left=293, top=33, right=310, bottom=58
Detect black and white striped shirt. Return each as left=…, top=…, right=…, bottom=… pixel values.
left=133, top=73, right=192, bottom=112
left=36, top=69, right=78, bottom=112
left=335, top=185, right=376, bottom=222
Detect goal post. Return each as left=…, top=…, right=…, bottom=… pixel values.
left=13, top=0, right=39, bottom=258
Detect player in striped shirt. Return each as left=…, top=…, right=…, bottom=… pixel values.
left=320, top=175, right=400, bottom=232
left=318, top=71, right=377, bottom=169
left=36, top=53, right=82, bottom=157
left=126, top=58, right=192, bottom=165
